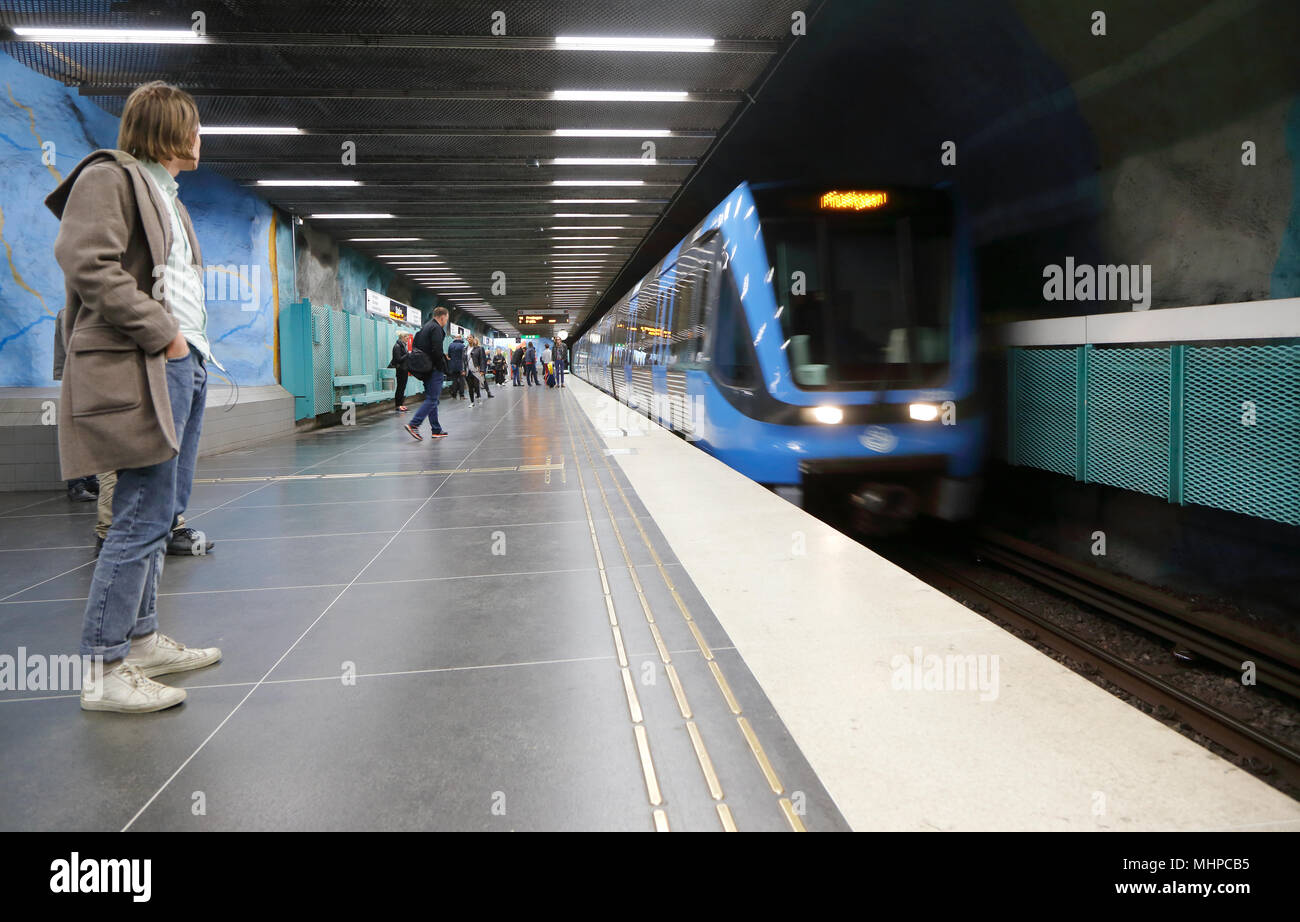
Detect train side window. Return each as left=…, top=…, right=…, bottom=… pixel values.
left=712, top=265, right=758, bottom=388
left=669, top=234, right=716, bottom=369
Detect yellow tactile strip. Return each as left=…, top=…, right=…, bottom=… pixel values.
left=561, top=391, right=803, bottom=832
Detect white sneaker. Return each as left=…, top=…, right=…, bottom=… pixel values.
left=81, top=662, right=186, bottom=713
left=125, top=633, right=222, bottom=678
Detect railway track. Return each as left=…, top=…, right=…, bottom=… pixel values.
left=889, top=538, right=1300, bottom=794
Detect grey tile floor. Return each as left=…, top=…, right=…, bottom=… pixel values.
left=0, top=384, right=848, bottom=832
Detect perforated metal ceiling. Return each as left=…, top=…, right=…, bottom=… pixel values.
left=0, top=0, right=807, bottom=334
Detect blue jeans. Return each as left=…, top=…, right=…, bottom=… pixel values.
left=556, top=359, right=565, bottom=385
left=80, top=348, right=207, bottom=660
left=410, top=371, right=444, bottom=433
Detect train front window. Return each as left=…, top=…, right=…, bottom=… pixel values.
left=764, top=213, right=952, bottom=390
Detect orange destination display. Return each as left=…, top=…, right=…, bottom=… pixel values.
left=819, top=189, right=888, bottom=211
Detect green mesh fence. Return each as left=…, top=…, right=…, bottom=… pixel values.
left=1008, top=347, right=1077, bottom=477
left=1183, top=345, right=1300, bottom=525
left=1009, top=343, right=1300, bottom=526
left=1086, top=348, right=1170, bottom=499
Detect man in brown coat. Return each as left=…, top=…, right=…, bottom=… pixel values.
left=47, top=81, right=221, bottom=713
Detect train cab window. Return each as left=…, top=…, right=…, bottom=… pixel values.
left=711, top=265, right=759, bottom=388
left=764, top=211, right=952, bottom=390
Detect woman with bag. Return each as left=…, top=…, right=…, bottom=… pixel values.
left=389, top=332, right=411, bottom=411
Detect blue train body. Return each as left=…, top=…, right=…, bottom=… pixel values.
left=573, top=181, right=983, bottom=523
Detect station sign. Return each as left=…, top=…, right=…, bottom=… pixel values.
left=517, top=311, right=569, bottom=325
left=364, top=289, right=421, bottom=327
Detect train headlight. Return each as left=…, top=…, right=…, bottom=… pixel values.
left=810, top=406, right=843, bottom=425
left=908, top=403, right=940, bottom=422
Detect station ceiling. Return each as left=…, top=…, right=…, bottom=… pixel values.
left=0, top=0, right=814, bottom=337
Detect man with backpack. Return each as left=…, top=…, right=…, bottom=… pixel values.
left=404, top=307, right=450, bottom=440
left=511, top=342, right=524, bottom=386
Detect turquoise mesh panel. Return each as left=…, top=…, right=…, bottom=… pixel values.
left=1011, top=348, right=1077, bottom=476
left=311, top=302, right=334, bottom=414
left=1086, top=348, right=1170, bottom=498
left=1183, top=345, right=1300, bottom=525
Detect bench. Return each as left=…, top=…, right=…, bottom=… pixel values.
left=332, top=374, right=393, bottom=406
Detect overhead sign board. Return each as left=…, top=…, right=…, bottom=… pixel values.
left=364, top=289, right=421, bottom=327
left=517, top=310, right=569, bottom=325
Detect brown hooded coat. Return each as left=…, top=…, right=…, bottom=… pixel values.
left=44, top=149, right=203, bottom=480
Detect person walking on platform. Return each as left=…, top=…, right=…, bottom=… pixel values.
left=511, top=343, right=524, bottom=386
left=469, top=335, right=493, bottom=399
left=389, top=331, right=410, bottom=411
left=47, top=81, right=222, bottom=713
left=554, top=337, right=568, bottom=387
left=405, top=307, right=450, bottom=440
left=524, top=341, right=539, bottom=386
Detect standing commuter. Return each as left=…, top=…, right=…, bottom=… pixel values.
left=389, top=332, right=410, bottom=411
left=524, top=341, right=539, bottom=386
left=469, top=335, right=493, bottom=399
left=492, top=349, right=507, bottom=385
left=447, top=332, right=468, bottom=401
left=511, top=343, right=524, bottom=386
left=405, top=307, right=450, bottom=440
left=47, top=81, right=222, bottom=712
left=554, top=338, right=568, bottom=387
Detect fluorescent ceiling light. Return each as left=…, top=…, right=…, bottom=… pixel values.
left=551, top=159, right=654, bottom=166
left=554, top=129, right=670, bottom=137
left=258, top=179, right=361, bottom=187
left=554, top=245, right=615, bottom=249
left=379, top=254, right=438, bottom=258
left=552, top=90, right=689, bottom=102
left=551, top=180, right=644, bottom=186
left=13, top=26, right=203, bottom=43
left=554, top=213, right=633, bottom=218
left=552, top=199, right=641, bottom=204
left=310, top=213, right=393, bottom=219
left=202, top=126, right=302, bottom=135
left=554, top=36, right=715, bottom=53
left=549, top=226, right=627, bottom=230
left=348, top=237, right=420, bottom=242
left=551, top=236, right=621, bottom=240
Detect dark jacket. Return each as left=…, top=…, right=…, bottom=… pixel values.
left=554, top=340, right=567, bottom=363
left=447, top=337, right=467, bottom=375
left=525, top=344, right=536, bottom=364
left=388, top=339, right=408, bottom=370
left=470, top=344, right=487, bottom=373
left=511, top=346, right=524, bottom=366
left=45, top=149, right=199, bottom=480
left=412, top=319, right=448, bottom=379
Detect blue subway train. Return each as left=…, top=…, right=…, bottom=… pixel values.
left=572, top=181, right=983, bottom=528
